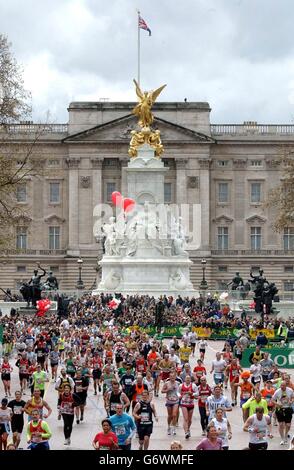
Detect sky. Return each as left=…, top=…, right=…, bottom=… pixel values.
left=1, top=0, right=294, bottom=124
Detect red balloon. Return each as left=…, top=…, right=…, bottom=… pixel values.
left=123, top=198, right=135, bottom=213
left=111, top=191, right=122, bottom=206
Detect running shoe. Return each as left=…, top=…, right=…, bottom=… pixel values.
left=167, top=427, right=171, bottom=435
left=172, top=428, right=176, bottom=436
left=76, top=419, right=80, bottom=424
left=280, top=440, right=285, bottom=445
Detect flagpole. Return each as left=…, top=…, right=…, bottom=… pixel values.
left=137, top=9, right=140, bottom=86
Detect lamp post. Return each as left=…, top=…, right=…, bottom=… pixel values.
left=76, top=258, right=84, bottom=290
left=199, top=258, right=208, bottom=311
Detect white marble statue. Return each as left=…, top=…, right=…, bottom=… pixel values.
left=172, top=216, right=188, bottom=256
left=104, top=217, right=119, bottom=256
left=126, top=221, right=138, bottom=257
left=104, top=270, right=122, bottom=290
left=169, top=269, right=188, bottom=290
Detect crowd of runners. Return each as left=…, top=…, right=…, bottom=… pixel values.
left=0, top=293, right=293, bottom=451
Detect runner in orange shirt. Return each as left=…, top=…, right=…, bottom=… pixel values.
left=236, top=371, right=254, bottom=422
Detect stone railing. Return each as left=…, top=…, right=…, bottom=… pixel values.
left=1, top=249, right=67, bottom=256
left=211, top=249, right=294, bottom=256
left=0, top=124, right=68, bottom=133
left=211, top=124, right=294, bottom=135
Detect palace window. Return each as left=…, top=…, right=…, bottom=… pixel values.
left=284, top=281, right=294, bottom=291
left=217, top=227, right=229, bottom=250
left=250, top=182, right=261, bottom=203
left=16, top=183, right=27, bottom=202
left=49, top=226, right=60, bottom=250
left=218, top=183, right=229, bottom=203
left=49, top=182, right=60, bottom=203
left=250, top=227, right=261, bottom=250
left=16, top=226, right=27, bottom=249
left=17, top=266, right=26, bottom=272
left=106, top=182, right=116, bottom=202
left=218, top=160, right=229, bottom=167
left=218, top=266, right=228, bottom=272
left=283, top=227, right=294, bottom=250
left=250, top=160, right=262, bottom=167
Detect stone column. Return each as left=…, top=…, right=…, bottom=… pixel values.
left=91, top=158, right=103, bottom=210
left=91, top=158, right=103, bottom=245
left=199, top=159, right=212, bottom=251
left=175, top=159, right=188, bottom=204
left=120, top=157, right=129, bottom=197
left=66, top=157, right=80, bottom=255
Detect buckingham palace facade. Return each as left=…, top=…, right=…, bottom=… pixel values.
left=1, top=101, right=294, bottom=293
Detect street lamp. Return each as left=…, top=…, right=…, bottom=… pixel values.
left=76, top=258, right=84, bottom=290
left=199, top=258, right=208, bottom=310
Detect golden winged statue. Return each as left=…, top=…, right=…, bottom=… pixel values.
left=129, top=79, right=166, bottom=158
left=132, top=79, right=166, bottom=129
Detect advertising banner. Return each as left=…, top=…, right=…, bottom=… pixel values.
left=240, top=343, right=294, bottom=369
left=121, top=326, right=281, bottom=341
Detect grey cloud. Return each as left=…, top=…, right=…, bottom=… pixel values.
left=0, top=0, right=294, bottom=124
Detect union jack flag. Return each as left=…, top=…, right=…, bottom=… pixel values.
left=138, top=15, right=151, bottom=36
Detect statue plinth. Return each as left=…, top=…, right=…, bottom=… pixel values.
left=93, top=80, right=195, bottom=297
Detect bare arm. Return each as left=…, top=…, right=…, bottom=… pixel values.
left=133, top=403, right=141, bottom=421
left=243, top=416, right=253, bottom=432
left=43, top=400, right=52, bottom=418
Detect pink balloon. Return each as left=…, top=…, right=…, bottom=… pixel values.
left=111, top=191, right=122, bottom=206
left=123, top=198, right=135, bottom=213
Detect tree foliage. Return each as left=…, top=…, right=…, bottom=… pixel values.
left=0, top=34, right=31, bottom=124
left=266, top=147, right=294, bottom=232
left=0, top=34, right=43, bottom=250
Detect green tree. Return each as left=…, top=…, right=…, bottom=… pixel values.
left=0, top=34, right=44, bottom=249
left=266, top=147, right=294, bottom=233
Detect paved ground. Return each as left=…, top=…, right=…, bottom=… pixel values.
left=3, top=340, right=293, bottom=450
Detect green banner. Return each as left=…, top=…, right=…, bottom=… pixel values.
left=0, top=325, right=3, bottom=344
left=121, top=325, right=284, bottom=341
left=240, top=343, right=294, bottom=369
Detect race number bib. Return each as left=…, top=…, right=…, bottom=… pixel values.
left=13, top=406, right=22, bottom=415
left=141, top=412, right=150, bottom=423
left=115, top=425, right=126, bottom=436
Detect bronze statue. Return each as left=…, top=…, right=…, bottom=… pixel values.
left=43, top=271, right=59, bottom=290
left=129, top=79, right=166, bottom=158
left=132, top=79, right=166, bottom=129
left=20, top=263, right=46, bottom=307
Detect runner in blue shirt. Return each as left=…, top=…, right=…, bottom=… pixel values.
left=109, top=403, right=136, bottom=450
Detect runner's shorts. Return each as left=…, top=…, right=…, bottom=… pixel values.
left=275, top=407, right=293, bottom=424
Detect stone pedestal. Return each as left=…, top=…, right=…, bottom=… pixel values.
left=93, top=145, right=196, bottom=297
left=123, top=144, right=168, bottom=204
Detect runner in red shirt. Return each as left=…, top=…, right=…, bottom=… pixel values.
left=193, top=359, right=207, bottom=386
left=136, top=354, right=147, bottom=376
left=226, top=358, right=242, bottom=405
left=92, top=419, right=119, bottom=450
left=197, top=376, right=212, bottom=435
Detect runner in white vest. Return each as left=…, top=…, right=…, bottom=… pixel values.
left=243, top=406, right=273, bottom=450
